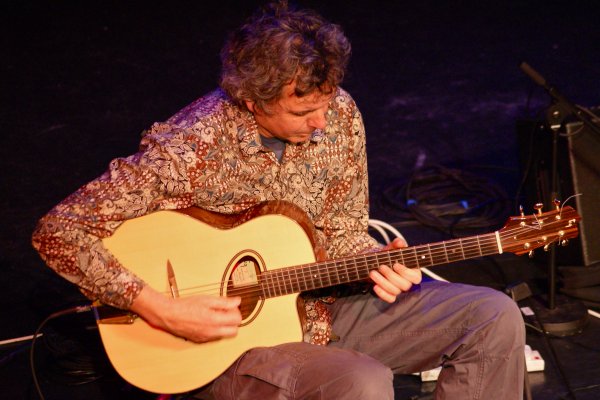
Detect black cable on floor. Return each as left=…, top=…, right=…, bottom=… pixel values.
left=378, top=164, right=510, bottom=237
left=30, top=304, right=93, bottom=400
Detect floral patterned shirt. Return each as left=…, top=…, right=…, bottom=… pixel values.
left=32, top=87, right=379, bottom=345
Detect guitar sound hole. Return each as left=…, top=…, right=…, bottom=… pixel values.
left=226, top=255, right=262, bottom=322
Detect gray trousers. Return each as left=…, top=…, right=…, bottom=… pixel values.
left=202, top=280, right=525, bottom=399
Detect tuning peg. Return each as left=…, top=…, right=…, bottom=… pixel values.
left=543, top=244, right=550, bottom=251
left=534, top=203, right=544, bottom=216
left=561, top=239, right=569, bottom=246
left=519, top=205, right=525, bottom=218
left=553, top=199, right=561, bottom=211
left=528, top=250, right=534, bottom=258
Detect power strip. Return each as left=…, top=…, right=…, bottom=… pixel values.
left=418, top=345, right=544, bottom=382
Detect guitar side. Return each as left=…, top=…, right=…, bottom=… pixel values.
left=99, top=209, right=316, bottom=394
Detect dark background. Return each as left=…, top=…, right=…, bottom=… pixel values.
left=2, top=1, right=600, bottom=399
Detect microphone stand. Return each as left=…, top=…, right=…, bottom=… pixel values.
left=519, top=62, right=590, bottom=336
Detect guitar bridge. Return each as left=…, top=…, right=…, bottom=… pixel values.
left=93, top=302, right=138, bottom=324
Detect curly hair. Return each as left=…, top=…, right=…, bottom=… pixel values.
left=220, top=1, right=351, bottom=113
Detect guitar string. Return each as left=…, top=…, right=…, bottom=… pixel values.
left=159, top=240, right=498, bottom=299
left=171, top=227, right=571, bottom=300
left=169, top=235, right=503, bottom=297
left=171, top=217, right=576, bottom=299
left=160, top=217, right=576, bottom=300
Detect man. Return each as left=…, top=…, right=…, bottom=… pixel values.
left=33, top=1, right=525, bottom=399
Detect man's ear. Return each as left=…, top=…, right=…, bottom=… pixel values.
left=245, top=100, right=256, bottom=113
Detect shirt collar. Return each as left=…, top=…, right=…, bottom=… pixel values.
left=237, top=111, right=325, bottom=157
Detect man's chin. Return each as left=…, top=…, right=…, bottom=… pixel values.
left=288, top=132, right=314, bottom=144
left=288, top=137, right=310, bottom=145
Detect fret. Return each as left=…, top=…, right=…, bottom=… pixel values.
left=335, top=259, right=346, bottom=283
left=354, top=256, right=362, bottom=281
left=323, top=261, right=333, bottom=287
left=476, top=236, right=483, bottom=257
left=272, top=270, right=282, bottom=297
left=294, top=266, right=303, bottom=292
left=483, top=234, right=498, bottom=255
left=320, top=261, right=332, bottom=286
left=259, top=273, right=268, bottom=299
left=415, top=245, right=432, bottom=268
left=291, top=268, right=301, bottom=293
left=339, top=258, right=351, bottom=283
left=404, top=247, right=419, bottom=269
left=316, top=263, right=325, bottom=289
left=441, top=241, right=450, bottom=263
left=303, top=265, right=312, bottom=291
left=359, top=254, right=371, bottom=278
left=279, top=269, right=288, bottom=296
left=332, top=262, right=341, bottom=286
left=397, top=248, right=406, bottom=265
left=445, top=240, right=464, bottom=263
left=384, top=251, right=394, bottom=267
left=301, top=265, right=311, bottom=291
left=459, top=238, right=466, bottom=260
left=349, top=257, right=358, bottom=281
left=283, top=268, right=295, bottom=295
left=429, top=242, right=448, bottom=265
left=309, top=263, right=320, bottom=290
left=263, top=271, right=274, bottom=299
left=337, top=259, right=349, bottom=284
left=280, top=269, right=289, bottom=295
left=331, top=260, right=342, bottom=285
left=463, top=238, right=480, bottom=259
left=290, top=267, right=301, bottom=293
left=427, top=244, right=434, bottom=266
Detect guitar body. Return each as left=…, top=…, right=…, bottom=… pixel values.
left=99, top=204, right=317, bottom=394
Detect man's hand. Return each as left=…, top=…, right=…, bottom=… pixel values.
left=369, top=237, right=422, bottom=303
left=130, top=286, right=242, bottom=343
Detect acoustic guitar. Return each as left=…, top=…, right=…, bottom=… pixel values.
left=95, top=200, right=580, bottom=393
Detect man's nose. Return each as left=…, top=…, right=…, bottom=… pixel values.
left=307, top=111, right=327, bottom=130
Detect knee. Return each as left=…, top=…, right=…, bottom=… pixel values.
left=470, top=287, right=525, bottom=350
left=326, top=353, right=394, bottom=400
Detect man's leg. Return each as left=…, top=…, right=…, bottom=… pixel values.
left=207, top=342, right=394, bottom=400
left=328, top=280, right=525, bottom=400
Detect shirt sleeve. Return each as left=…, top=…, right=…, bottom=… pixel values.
left=321, top=96, right=381, bottom=259
left=31, top=125, right=197, bottom=309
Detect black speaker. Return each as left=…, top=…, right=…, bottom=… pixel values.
left=565, top=120, right=600, bottom=266
left=517, top=113, right=600, bottom=267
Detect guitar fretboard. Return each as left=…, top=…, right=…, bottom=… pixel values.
left=259, top=232, right=500, bottom=298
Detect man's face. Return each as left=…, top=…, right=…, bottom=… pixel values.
left=246, top=82, right=333, bottom=144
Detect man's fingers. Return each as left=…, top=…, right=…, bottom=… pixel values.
left=375, top=265, right=413, bottom=292
left=372, top=284, right=397, bottom=303
left=369, top=268, right=401, bottom=299
left=392, top=263, right=422, bottom=285
left=391, top=237, right=408, bottom=248
left=382, top=237, right=408, bottom=251
left=208, top=295, right=241, bottom=310
left=369, top=263, right=422, bottom=303
left=207, top=296, right=243, bottom=326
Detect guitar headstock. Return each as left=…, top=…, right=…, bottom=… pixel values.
left=499, top=204, right=581, bottom=256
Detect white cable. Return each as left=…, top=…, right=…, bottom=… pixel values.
left=420, top=267, right=449, bottom=282
left=588, top=309, right=600, bottom=319
left=0, top=334, right=40, bottom=346
left=368, top=219, right=406, bottom=243
left=368, top=221, right=392, bottom=245
left=368, top=219, right=447, bottom=282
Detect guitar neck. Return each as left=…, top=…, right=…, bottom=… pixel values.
left=260, top=231, right=500, bottom=298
